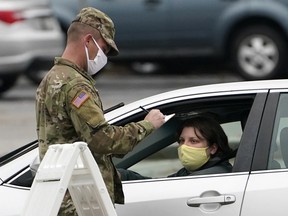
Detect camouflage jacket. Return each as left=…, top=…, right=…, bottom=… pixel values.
left=36, top=57, right=154, bottom=204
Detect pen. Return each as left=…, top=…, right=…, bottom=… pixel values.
left=139, top=106, right=149, bottom=113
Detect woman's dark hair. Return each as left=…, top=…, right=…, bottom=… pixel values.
left=179, top=115, right=232, bottom=158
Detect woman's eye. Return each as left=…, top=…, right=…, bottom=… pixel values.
left=191, top=139, right=199, bottom=144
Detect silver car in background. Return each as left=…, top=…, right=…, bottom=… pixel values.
left=0, top=0, right=64, bottom=95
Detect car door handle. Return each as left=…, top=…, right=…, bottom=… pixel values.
left=187, top=194, right=236, bottom=207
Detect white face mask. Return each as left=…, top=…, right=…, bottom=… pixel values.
left=85, top=37, right=108, bottom=75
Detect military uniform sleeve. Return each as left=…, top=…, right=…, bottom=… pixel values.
left=67, top=84, right=154, bottom=155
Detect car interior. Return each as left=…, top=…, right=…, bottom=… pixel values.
left=114, top=95, right=254, bottom=178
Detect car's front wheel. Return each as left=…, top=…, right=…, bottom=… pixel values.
left=231, top=25, right=288, bottom=80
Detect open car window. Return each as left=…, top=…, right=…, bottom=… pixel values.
left=114, top=94, right=255, bottom=179
left=121, top=119, right=243, bottom=178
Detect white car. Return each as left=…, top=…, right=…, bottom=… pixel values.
left=0, top=0, right=64, bottom=94
left=1, top=79, right=288, bottom=215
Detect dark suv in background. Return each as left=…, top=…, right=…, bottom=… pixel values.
left=52, top=0, right=288, bottom=80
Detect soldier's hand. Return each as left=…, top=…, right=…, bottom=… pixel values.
left=144, top=109, right=165, bottom=129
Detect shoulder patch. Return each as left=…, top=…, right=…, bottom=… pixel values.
left=72, top=91, right=90, bottom=108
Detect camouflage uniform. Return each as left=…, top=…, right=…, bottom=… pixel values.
left=36, top=7, right=154, bottom=215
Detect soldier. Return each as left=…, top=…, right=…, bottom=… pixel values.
left=35, top=7, right=165, bottom=215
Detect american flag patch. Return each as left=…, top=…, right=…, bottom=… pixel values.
left=72, top=91, right=90, bottom=108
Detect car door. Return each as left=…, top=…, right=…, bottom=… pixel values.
left=116, top=174, right=247, bottom=216
left=115, top=92, right=268, bottom=216
left=168, top=0, right=255, bottom=57
left=241, top=91, right=288, bottom=216
left=168, top=0, right=232, bottom=54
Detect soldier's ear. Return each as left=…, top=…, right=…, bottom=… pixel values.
left=83, top=34, right=93, bottom=47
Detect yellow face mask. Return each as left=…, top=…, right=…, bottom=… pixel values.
left=178, top=145, right=210, bottom=171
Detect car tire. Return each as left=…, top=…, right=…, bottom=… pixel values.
left=0, top=74, right=19, bottom=95
left=231, top=25, right=288, bottom=80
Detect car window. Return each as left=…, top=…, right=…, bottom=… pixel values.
left=268, top=94, right=288, bottom=169
left=115, top=94, right=255, bottom=179
left=129, top=142, right=182, bottom=178
left=130, top=120, right=243, bottom=178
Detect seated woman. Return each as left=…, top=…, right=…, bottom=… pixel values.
left=119, top=115, right=233, bottom=180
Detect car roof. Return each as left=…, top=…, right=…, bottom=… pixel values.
left=105, top=79, right=288, bottom=120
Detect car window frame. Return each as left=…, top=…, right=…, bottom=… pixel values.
left=233, top=92, right=269, bottom=172
left=114, top=92, right=269, bottom=174
left=251, top=90, right=288, bottom=171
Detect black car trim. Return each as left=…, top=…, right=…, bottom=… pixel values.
left=230, top=92, right=268, bottom=172
left=0, top=140, right=38, bottom=167
left=3, top=165, right=30, bottom=184
left=251, top=92, right=280, bottom=171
